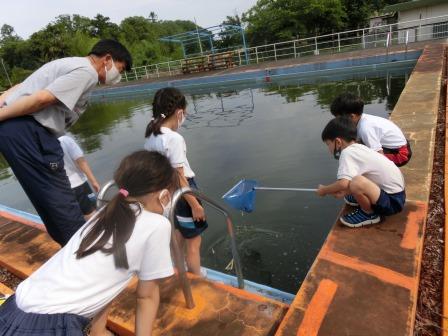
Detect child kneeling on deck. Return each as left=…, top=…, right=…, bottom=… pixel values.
left=317, top=117, right=406, bottom=228
left=330, top=93, right=412, bottom=167
left=0, top=151, right=177, bottom=336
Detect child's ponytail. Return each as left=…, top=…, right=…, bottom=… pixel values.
left=76, top=193, right=137, bottom=269
left=76, top=151, right=178, bottom=269
left=144, top=87, right=187, bottom=138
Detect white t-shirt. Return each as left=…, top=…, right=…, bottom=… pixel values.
left=144, top=127, right=195, bottom=178
left=357, top=113, right=407, bottom=151
left=15, top=207, right=174, bottom=318
left=337, top=143, right=405, bottom=194
left=58, top=135, right=87, bottom=188
left=5, top=57, right=98, bottom=136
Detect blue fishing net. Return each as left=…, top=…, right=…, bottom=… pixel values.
left=222, top=179, right=258, bottom=213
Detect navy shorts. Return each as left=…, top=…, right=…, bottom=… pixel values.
left=0, top=116, right=85, bottom=246
left=0, top=295, right=89, bottom=336
left=373, top=189, right=406, bottom=216
left=174, top=178, right=208, bottom=239
left=73, top=182, right=96, bottom=215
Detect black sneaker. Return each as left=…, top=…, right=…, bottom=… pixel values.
left=344, top=194, right=359, bottom=207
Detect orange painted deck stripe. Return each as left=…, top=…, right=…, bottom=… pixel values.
left=321, top=249, right=414, bottom=290
left=296, top=279, right=338, bottom=336
left=400, top=202, right=425, bottom=250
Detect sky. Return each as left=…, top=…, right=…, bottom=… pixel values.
left=0, top=0, right=258, bottom=39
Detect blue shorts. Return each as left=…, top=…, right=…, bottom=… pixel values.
left=0, top=295, right=89, bottom=336
left=73, top=182, right=96, bottom=215
left=174, top=178, right=208, bottom=239
left=373, top=189, right=406, bottom=216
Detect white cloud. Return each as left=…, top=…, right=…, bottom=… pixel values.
left=0, top=0, right=257, bottom=39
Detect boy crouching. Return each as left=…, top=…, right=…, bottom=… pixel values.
left=317, top=116, right=406, bottom=228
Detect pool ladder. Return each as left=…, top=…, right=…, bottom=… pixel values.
left=97, top=181, right=244, bottom=309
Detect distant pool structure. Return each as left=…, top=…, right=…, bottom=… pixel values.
left=0, top=55, right=417, bottom=294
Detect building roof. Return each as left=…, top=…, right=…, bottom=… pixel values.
left=384, top=0, right=447, bottom=13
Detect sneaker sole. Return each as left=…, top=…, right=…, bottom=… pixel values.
left=340, top=215, right=381, bottom=228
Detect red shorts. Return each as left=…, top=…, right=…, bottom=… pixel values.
left=383, top=141, right=412, bottom=167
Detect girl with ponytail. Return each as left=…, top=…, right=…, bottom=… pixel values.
left=0, top=151, right=177, bottom=336
left=144, top=87, right=208, bottom=277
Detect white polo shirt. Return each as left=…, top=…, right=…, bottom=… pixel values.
left=58, top=135, right=87, bottom=188
left=337, top=143, right=405, bottom=194
left=357, top=113, right=407, bottom=151
left=144, top=127, right=195, bottom=178
left=15, top=207, right=174, bottom=318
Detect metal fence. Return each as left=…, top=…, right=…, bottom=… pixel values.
left=121, top=14, right=448, bottom=83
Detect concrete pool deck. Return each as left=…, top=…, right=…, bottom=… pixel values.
left=275, top=42, right=446, bottom=336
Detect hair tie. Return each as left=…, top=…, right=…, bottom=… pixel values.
left=160, top=113, right=166, bottom=119
left=119, top=188, right=129, bottom=197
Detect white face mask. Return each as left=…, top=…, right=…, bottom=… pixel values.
left=177, top=110, right=186, bottom=129
left=104, top=60, right=122, bottom=85
left=158, top=189, right=172, bottom=218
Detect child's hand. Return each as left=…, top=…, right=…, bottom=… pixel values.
left=316, top=185, right=326, bottom=197
left=92, top=181, right=100, bottom=193
left=192, top=204, right=206, bottom=222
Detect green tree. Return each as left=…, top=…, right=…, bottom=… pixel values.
left=149, top=12, right=158, bottom=23
left=243, top=0, right=346, bottom=45
left=91, top=14, right=120, bottom=39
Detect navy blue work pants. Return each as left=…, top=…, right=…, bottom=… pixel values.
left=0, top=116, right=85, bottom=246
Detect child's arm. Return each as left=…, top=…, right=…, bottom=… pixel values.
left=76, top=157, right=100, bottom=193
left=317, top=179, right=350, bottom=197
left=176, top=167, right=205, bottom=221
left=135, top=279, right=160, bottom=336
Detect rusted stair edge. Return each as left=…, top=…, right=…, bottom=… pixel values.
left=0, top=209, right=289, bottom=335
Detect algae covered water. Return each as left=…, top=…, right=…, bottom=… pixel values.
left=0, top=64, right=413, bottom=294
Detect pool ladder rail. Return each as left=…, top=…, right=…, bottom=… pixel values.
left=97, top=181, right=244, bottom=309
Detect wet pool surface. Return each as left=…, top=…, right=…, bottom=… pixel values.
left=0, top=63, right=414, bottom=294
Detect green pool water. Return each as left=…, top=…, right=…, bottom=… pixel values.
left=0, top=63, right=414, bottom=294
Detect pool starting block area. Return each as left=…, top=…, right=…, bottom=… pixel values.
left=0, top=42, right=446, bottom=335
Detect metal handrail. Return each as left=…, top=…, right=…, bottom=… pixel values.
left=117, top=14, right=448, bottom=83
left=169, top=187, right=244, bottom=309
left=95, top=181, right=244, bottom=309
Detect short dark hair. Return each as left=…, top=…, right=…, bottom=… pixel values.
left=330, top=93, right=364, bottom=116
left=89, top=39, right=133, bottom=71
left=321, top=116, right=357, bottom=142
